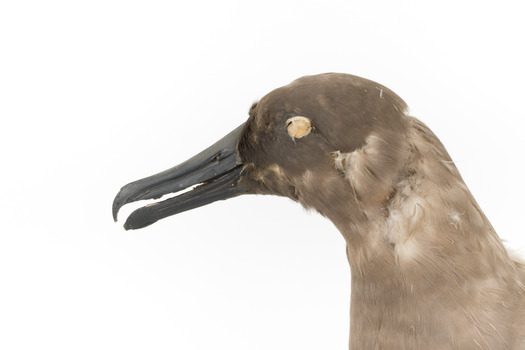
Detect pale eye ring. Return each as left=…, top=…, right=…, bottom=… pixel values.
left=286, top=116, right=312, bottom=139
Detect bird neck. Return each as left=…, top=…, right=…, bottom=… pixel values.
left=333, top=117, right=521, bottom=348
left=336, top=117, right=514, bottom=279
left=330, top=117, right=510, bottom=275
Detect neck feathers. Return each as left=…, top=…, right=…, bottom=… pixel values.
left=334, top=116, right=514, bottom=276
left=333, top=116, right=525, bottom=349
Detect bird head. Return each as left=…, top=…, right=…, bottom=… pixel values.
left=113, top=73, right=410, bottom=230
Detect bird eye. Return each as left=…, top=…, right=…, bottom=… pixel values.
left=286, top=116, right=312, bottom=139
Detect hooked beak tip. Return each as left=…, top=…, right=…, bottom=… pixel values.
left=112, top=196, right=122, bottom=222
left=112, top=189, right=131, bottom=223
left=112, top=205, right=119, bottom=222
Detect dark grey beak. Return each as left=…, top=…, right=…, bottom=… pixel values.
left=113, top=124, right=246, bottom=230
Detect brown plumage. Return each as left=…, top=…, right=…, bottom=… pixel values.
left=114, top=73, right=525, bottom=349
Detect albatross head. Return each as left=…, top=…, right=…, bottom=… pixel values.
left=113, top=73, right=525, bottom=349
left=113, top=73, right=410, bottom=231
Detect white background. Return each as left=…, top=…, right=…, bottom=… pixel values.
left=1, top=1, right=524, bottom=349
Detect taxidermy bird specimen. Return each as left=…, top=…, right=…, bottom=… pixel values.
left=113, top=73, right=525, bottom=349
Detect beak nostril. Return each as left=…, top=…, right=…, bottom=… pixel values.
left=212, top=153, right=221, bottom=162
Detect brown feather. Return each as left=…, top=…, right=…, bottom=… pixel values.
left=237, top=73, right=525, bottom=349
left=116, top=72, right=525, bottom=349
